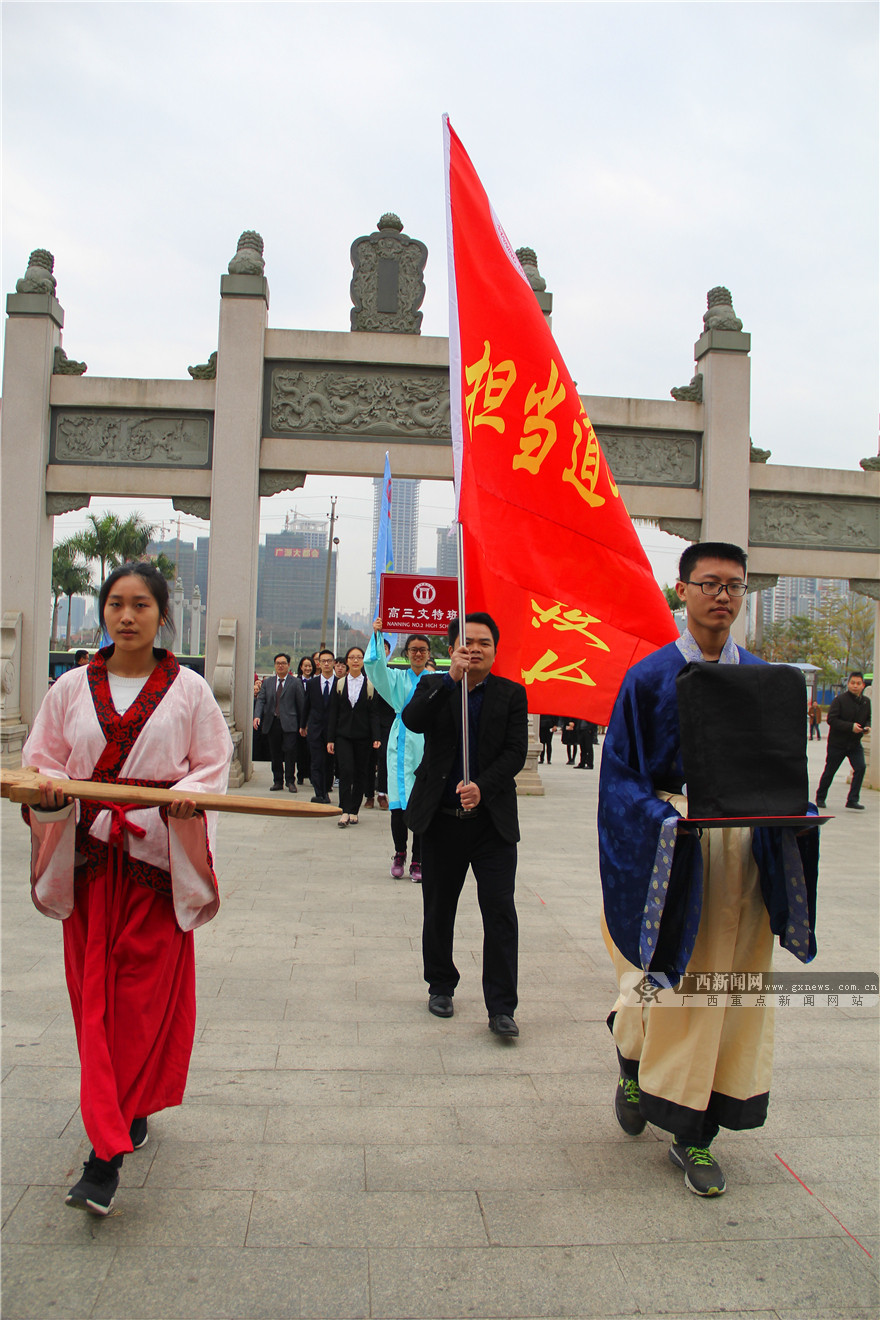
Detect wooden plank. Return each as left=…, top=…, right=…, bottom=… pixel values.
left=0, top=768, right=340, bottom=819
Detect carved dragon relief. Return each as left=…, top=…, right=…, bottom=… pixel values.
left=749, top=494, right=880, bottom=553
left=597, top=430, right=700, bottom=487
left=268, top=367, right=450, bottom=440
left=51, top=412, right=212, bottom=467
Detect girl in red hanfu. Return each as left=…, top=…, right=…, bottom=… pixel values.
left=21, top=562, right=232, bottom=1215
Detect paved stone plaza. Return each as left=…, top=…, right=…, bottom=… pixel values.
left=2, top=739, right=877, bottom=1320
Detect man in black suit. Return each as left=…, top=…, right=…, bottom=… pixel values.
left=402, top=612, right=528, bottom=1037
left=253, top=652, right=305, bottom=792
left=300, top=648, right=336, bottom=804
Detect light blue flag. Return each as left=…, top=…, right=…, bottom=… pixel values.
left=375, top=453, right=397, bottom=652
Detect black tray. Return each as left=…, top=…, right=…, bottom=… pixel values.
left=678, top=815, right=831, bottom=829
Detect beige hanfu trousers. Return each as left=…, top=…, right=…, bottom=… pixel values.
left=604, top=805, right=775, bottom=1143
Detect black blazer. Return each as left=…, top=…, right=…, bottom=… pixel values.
left=402, top=671, right=528, bottom=842
left=254, top=674, right=305, bottom=734
left=327, top=677, right=380, bottom=744
left=302, top=674, right=334, bottom=738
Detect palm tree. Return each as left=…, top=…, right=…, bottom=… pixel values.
left=115, top=512, right=156, bottom=563
left=51, top=541, right=94, bottom=647
left=69, top=511, right=156, bottom=583
left=150, top=551, right=178, bottom=581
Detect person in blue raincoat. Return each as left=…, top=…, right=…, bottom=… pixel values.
left=365, top=623, right=431, bottom=881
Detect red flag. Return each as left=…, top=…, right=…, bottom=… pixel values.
left=444, top=116, right=677, bottom=723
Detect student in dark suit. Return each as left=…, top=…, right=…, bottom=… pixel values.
left=300, top=649, right=336, bottom=804
left=252, top=652, right=305, bottom=792
left=327, top=646, right=381, bottom=826
left=402, top=612, right=528, bottom=1037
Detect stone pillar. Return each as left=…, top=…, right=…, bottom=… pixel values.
left=1, top=259, right=65, bottom=746
left=694, top=288, right=751, bottom=644
left=516, top=712, right=545, bottom=796
left=204, top=233, right=268, bottom=782
left=172, top=578, right=185, bottom=640
left=850, top=581, right=880, bottom=791
left=1, top=612, right=28, bottom=758
left=190, top=584, right=202, bottom=657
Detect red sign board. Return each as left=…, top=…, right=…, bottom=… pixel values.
left=379, top=574, right=458, bottom=634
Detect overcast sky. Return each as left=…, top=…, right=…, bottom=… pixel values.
left=3, top=2, right=877, bottom=612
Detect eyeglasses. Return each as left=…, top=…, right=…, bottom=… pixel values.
left=407, top=647, right=430, bottom=656
left=684, top=580, right=748, bottom=598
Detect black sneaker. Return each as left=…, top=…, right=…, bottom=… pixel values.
left=614, top=1075, right=646, bottom=1135
left=65, top=1156, right=120, bottom=1215
left=668, top=1143, right=727, bottom=1196
left=130, top=1117, right=148, bottom=1150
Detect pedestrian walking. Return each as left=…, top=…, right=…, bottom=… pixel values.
left=295, top=656, right=314, bottom=785
left=815, top=673, right=871, bottom=810
left=402, top=613, right=528, bottom=1037
left=365, top=623, right=430, bottom=880
left=538, top=714, right=557, bottom=764
left=327, top=646, right=381, bottom=825
left=808, top=698, right=822, bottom=741
left=20, top=561, right=233, bottom=1215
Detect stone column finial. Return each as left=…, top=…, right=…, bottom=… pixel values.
left=703, top=286, right=743, bottom=332
left=228, top=231, right=265, bottom=276
left=515, top=247, right=553, bottom=322
left=350, top=214, right=427, bottom=334
left=16, top=249, right=57, bottom=295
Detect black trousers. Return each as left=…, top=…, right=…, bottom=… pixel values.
left=295, top=732, right=311, bottom=783
left=817, top=742, right=866, bottom=804
left=307, top=730, right=328, bottom=798
left=391, top=808, right=421, bottom=862
left=336, top=736, right=371, bottom=815
left=577, top=742, right=594, bottom=769
left=420, top=810, right=518, bottom=1016
left=267, top=722, right=296, bottom=786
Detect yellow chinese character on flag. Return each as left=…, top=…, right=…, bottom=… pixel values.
left=464, top=340, right=516, bottom=435
left=530, top=600, right=610, bottom=653
left=521, top=650, right=597, bottom=688
left=513, top=359, right=566, bottom=474
left=563, top=404, right=619, bottom=507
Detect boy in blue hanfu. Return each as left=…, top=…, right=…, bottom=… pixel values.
left=598, top=542, right=818, bottom=1197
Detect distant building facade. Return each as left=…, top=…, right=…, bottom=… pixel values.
left=435, top=525, right=457, bottom=577
left=257, top=521, right=335, bottom=634
left=370, top=478, right=420, bottom=614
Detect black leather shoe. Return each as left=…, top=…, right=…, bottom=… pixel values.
left=270, top=783, right=283, bottom=792
left=488, top=1014, right=519, bottom=1037
left=815, top=799, right=826, bottom=809
left=310, top=795, right=331, bottom=804
left=428, top=994, right=454, bottom=1018
left=287, top=784, right=297, bottom=793
left=846, top=802, right=865, bottom=810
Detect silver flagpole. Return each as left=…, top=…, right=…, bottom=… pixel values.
left=456, top=521, right=470, bottom=787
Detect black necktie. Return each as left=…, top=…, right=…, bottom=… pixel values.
left=275, top=679, right=284, bottom=713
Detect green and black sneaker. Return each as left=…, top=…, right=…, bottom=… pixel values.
left=668, top=1143, right=727, bottom=1196
left=614, top=1075, right=646, bottom=1135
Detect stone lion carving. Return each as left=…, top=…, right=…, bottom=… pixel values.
left=515, top=247, right=546, bottom=293
left=228, top=231, right=265, bottom=276
left=16, top=249, right=57, bottom=295
left=703, top=286, right=743, bottom=332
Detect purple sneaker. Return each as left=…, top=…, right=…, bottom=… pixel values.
left=409, top=861, right=422, bottom=883
left=390, top=852, right=405, bottom=879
